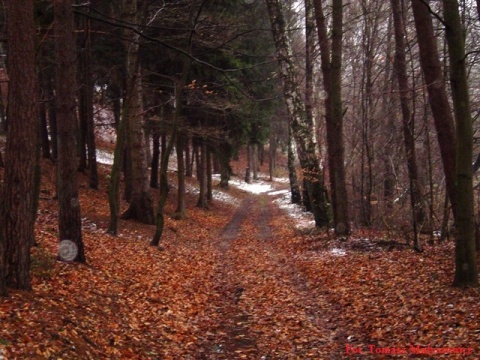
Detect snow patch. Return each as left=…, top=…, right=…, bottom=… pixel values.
left=96, top=149, right=114, bottom=165
left=267, top=189, right=289, bottom=196
left=330, top=248, right=346, bottom=256
left=272, top=191, right=315, bottom=229
left=228, top=178, right=274, bottom=194
left=212, top=190, right=241, bottom=206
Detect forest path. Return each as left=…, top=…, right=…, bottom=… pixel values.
left=197, top=192, right=333, bottom=358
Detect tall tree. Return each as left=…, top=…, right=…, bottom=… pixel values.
left=197, top=138, right=208, bottom=208
left=443, top=0, right=478, bottom=287
left=120, top=0, right=155, bottom=224
left=287, top=126, right=302, bottom=204
left=78, top=12, right=99, bottom=189
left=265, top=0, right=329, bottom=228
left=108, top=0, right=154, bottom=233
left=151, top=62, right=190, bottom=247
left=411, top=0, right=457, bottom=217
left=173, top=133, right=187, bottom=219
left=313, top=0, right=350, bottom=235
left=55, top=0, right=85, bottom=262
left=391, top=0, right=425, bottom=250
left=1, top=0, right=38, bottom=293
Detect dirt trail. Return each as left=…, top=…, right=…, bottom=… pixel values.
left=198, top=193, right=334, bottom=359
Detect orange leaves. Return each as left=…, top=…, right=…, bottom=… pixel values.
left=2, top=156, right=480, bottom=358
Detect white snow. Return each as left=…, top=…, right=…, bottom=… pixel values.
left=96, top=149, right=114, bottom=165
left=227, top=178, right=274, bottom=194
left=267, top=189, right=289, bottom=196
left=208, top=174, right=316, bottom=230
left=330, top=248, right=346, bottom=256
left=272, top=190, right=315, bottom=229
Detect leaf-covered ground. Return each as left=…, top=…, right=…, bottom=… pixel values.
left=1, top=157, right=480, bottom=359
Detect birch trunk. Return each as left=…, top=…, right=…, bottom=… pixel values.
left=265, top=0, right=329, bottom=227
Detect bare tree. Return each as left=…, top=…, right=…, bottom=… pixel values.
left=443, top=0, right=478, bottom=287
left=78, top=13, right=99, bottom=189
left=313, top=0, right=350, bottom=235
left=411, top=0, right=457, bottom=217
left=391, top=0, right=426, bottom=251
left=265, top=0, right=329, bottom=228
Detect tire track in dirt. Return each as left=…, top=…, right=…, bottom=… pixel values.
left=198, top=192, right=334, bottom=358
left=198, top=196, right=259, bottom=359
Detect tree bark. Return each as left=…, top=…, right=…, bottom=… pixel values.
left=269, top=132, right=277, bottom=181
left=45, top=72, right=58, bottom=161
left=150, top=131, right=160, bottom=188
left=55, top=0, right=85, bottom=263
left=245, top=144, right=252, bottom=183
left=151, top=58, right=190, bottom=246
left=391, top=0, right=425, bottom=250
left=39, top=69, right=51, bottom=159
left=121, top=71, right=154, bottom=224
left=288, top=127, right=302, bottom=205
left=411, top=0, right=457, bottom=217
left=173, top=133, right=186, bottom=219
left=197, top=139, right=208, bottom=208
left=443, top=0, right=478, bottom=287
left=265, top=0, right=329, bottom=227
left=81, top=15, right=99, bottom=189
left=119, top=0, right=154, bottom=225
left=185, top=136, right=193, bottom=177
left=217, top=141, right=232, bottom=188
left=252, top=143, right=258, bottom=180
left=1, top=0, right=38, bottom=293
left=207, top=146, right=213, bottom=202
left=312, top=0, right=350, bottom=235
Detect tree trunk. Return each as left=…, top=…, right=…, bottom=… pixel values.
left=245, top=144, right=251, bottom=183
left=265, top=0, right=329, bottom=227
left=107, top=103, right=127, bottom=234
left=411, top=0, right=457, bottom=217
left=150, top=131, right=160, bottom=188
left=1, top=0, right=38, bottom=293
left=358, top=2, right=378, bottom=228
left=55, top=0, right=85, bottom=263
left=38, top=69, right=51, bottom=159
left=381, top=16, right=396, bottom=211
left=391, top=0, right=425, bottom=251
left=269, top=132, right=277, bottom=181
left=78, top=76, right=88, bottom=172
left=121, top=72, right=154, bottom=224
left=185, top=136, right=193, bottom=177
left=197, top=139, right=208, bottom=208
left=45, top=73, right=58, bottom=161
left=252, top=143, right=258, bottom=180
left=443, top=0, right=478, bottom=287
left=120, top=0, right=154, bottom=225
left=312, top=0, right=350, bottom=235
left=151, top=57, right=191, bottom=246
left=194, top=140, right=200, bottom=180
left=207, top=146, right=213, bottom=202
left=288, top=127, right=302, bottom=205
left=0, top=62, right=7, bottom=134
left=173, top=133, right=186, bottom=219
left=79, top=14, right=98, bottom=189
left=218, top=142, right=232, bottom=188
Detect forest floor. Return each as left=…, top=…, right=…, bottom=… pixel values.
left=1, top=148, right=480, bottom=359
